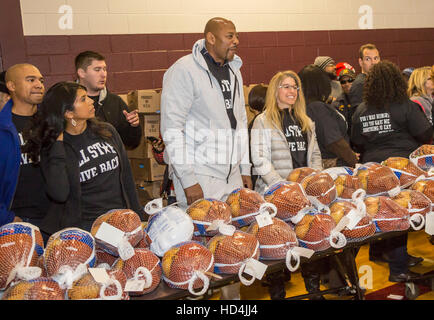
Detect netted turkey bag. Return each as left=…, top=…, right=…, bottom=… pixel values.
left=226, top=188, right=268, bottom=228
left=411, top=179, right=434, bottom=204
left=355, top=162, right=401, bottom=196
left=207, top=231, right=259, bottom=274
left=392, top=190, right=431, bottom=217
left=91, top=209, right=144, bottom=256
left=162, top=241, right=213, bottom=291
left=95, top=249, right=118, bottom=268
left=0, top=222, right=45, bottom=290
left=191, top=234, right=212, bottom=247
left=263, top=182, right=312, bottom=222
left=246, top=218, right=298, bottom=260
left=409, top=144, right=434, bottom=171
left=135, top=222, right=151, bottom=249
left=334, top=175, right=363, bottom=200
left=187, top=198, right=232, bottom=236
left=287, top=167, right=319, bottom=183
left=67, top=268, right=127, bottom=300
left=44, top=228, right=96, bottom=278
left=295, top=213, right=336, bottom=251
left=1, top=277, right=65, bottom=300
left=382, top=157, right=427, bottom=188
left=301, top=172, right=337, bottom=206
left=112, top=248, right=162, bottom=296
left=365, top=196, right=410, bottom=232
left=329, top=201, right=376, bottom=241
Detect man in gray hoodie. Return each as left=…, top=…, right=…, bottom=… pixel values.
left=161, top=17, right=252, bottom=209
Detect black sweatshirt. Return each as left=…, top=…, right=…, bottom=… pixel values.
left=39, top=122, right=143, bottom=235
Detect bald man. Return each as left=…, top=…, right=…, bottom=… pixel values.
left=161, top=17, right=251, bottom=300
left=4, top=64, right=50, bottom=239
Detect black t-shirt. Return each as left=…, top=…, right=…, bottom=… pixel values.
left=89, top=95, right=103, bottom=119
left=64, top=127, right=125, bottom=221
left=348, top=73, right=366, bottom=109
left=11, top=114, right=50, bottom=219
left=201, top=48, right=237, bottom=130
left=351, top=100, right=431, bottom=163
left=281, top=109, right=308, bottom=168
left=306, top=101, right=349, bottom=159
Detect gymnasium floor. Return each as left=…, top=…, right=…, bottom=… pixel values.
left=210, top=231, right=434, bottom=300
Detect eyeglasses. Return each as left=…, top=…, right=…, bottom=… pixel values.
left=339, top=79, right=354, bottom=85
left=278, top=84, right=299, bottom=91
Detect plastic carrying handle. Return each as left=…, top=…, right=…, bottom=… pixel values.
left=187, top=271, right=210, bottom=296
left=329, top=231, right=347, bottom=249
left=285, top=249, right=301, bottom=272
left=100, top=279, right=123, bottom=300
left=409, top=213, right=425, bottom=231
left=134, top=266, right=153, bottom=289
left=238, top=263, right=256, bottom=286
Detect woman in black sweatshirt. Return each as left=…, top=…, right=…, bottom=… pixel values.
left=23, top=81, right=143, bottom=236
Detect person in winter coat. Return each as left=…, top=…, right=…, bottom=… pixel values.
left=407, top=66, right=433, bottom=126
left=250, top=70, right=322, bottom=195
left=23, top=81, right=142, bottom=235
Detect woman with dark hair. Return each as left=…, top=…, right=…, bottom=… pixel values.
left=23, top=81, right=142, bottom=235
left=298, top=64, right=358, bottom=169
left=351, top=60, right=432, bottom=283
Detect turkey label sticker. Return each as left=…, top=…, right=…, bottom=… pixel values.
left=125, top=279, right=146, bottom=292
left=95, top=222, right=125, bottom=247
left=255, top=212, right=273, bottom=228
left=88, top=268, right=111, bottom=284
left=426, top=212, right=434, bottom=235
left=243, top=258, right=268, bottom=280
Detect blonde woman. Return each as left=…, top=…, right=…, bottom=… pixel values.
left=408, top=66, right=434, bottom=125
left=250, top=70, right=322, bottom=195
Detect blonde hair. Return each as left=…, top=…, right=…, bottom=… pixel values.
left=263, top=70, right=312, bottom=133
left=407, top=66, right=431, bottom=97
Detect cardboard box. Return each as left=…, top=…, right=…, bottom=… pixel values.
left=130, top=158, right=166, bottom=182
left=127, top=136, right=154, bottom=159
left=142, top=114, right=160, bottom=138
left=127, top=90, right=161, bottom=113
left=136, top=180, right=162, bottom=202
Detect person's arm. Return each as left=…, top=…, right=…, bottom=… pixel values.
left=407, top=100, right=434, bottom=144
left=115, top=96, right=142, bottom=149
left=326, top=138, right=358, bottom=167
left=160, top=63, right=198, bottom=190
left=40, top=139, right=70, bottom=203
left=250, top=116, right=284, bottom=185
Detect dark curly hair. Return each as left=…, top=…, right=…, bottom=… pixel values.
left=22, top=81, right=111, bottom=164
left=363, top=60, right=408, bottom=108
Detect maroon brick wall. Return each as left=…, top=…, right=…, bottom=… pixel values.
left=16, top=28, right=433, bottom=94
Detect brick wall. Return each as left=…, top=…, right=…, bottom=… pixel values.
left=21, top=28, right=434, bottom=94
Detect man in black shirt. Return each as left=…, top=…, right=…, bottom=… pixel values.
left=348, top=44, right=380, bottom=113
left=5, top=63, right=50, bottom=241
left=75, top=51, right=142, bottom=149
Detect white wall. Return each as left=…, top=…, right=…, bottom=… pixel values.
left=20, top=0, right=434, bottom=35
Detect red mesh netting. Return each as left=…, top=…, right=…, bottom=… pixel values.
left=135, top=222, right=151, bottom=249
left=162, top=241, right=213, bottom=291
left=91, top=209, right=144, bottom=257
left=411, top=179, right=434, bottom=204
left=301, top=172, right=337, bottom=206
left=355, top=162, right=401, bottom=196
left=187, top=198, right=232, bottom=236
left=207, top=230, right=259, bottom=274
left=263, top=181, right=312, bottom=222
left=329, top=200, right=376, bottom=241
left=246, top=217, right=298, bottom=260
left=226, top=188, right=268, bottom=228
left=287, top=167, right=319, bottom=183
left=409, top=144, right=434, bottom=171
left=335, top=175, right=363, bottom=200
left=0, top=222, right=44, bottom=290
left=392, top=190, right=431, bottom=217
left=365, top=196, right=410, bottom=232
left=112, top=248, right=161, bottom=296
left=294, top=212, right=337, bottom=251
left=382, top=157, right=427, bottom=188
left=67, top=269, right=128, bottom=300
left=95, top=249, right=118, bottom=268
left=43, top=228, right=96, bottom=278
left=1, top=277, right=65, bottom=300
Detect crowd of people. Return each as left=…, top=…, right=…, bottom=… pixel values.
left=0, top=16, right=433, bottom=300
